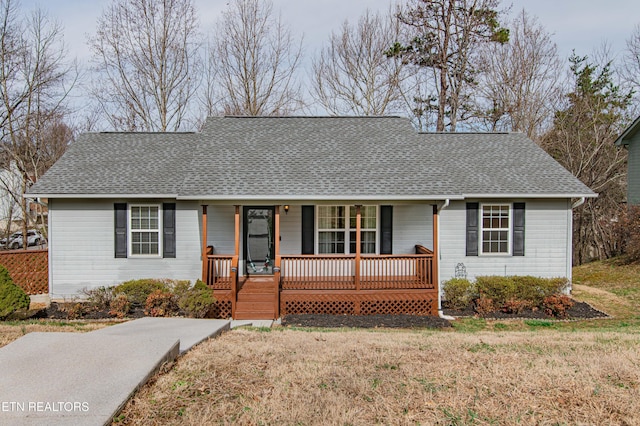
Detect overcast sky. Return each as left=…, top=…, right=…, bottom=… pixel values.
left=19, top=0, right=640, bottom=65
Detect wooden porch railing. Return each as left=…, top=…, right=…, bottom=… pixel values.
left=280, top=249, right=434, bottom=291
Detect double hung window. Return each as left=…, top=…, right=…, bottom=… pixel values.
left=317, top=205, right=377, bottom=254
left=130, top=205, right=161, bottom=256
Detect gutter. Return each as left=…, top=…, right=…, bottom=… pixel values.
left=571, top=197, right=586, bottom=209
left=436, top=199, right=456, bottom=321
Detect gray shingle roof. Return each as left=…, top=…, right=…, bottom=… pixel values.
left=28, top=116, right=595, bottom=200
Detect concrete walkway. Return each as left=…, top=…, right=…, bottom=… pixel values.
left=0, top=317, right=230, bottom=426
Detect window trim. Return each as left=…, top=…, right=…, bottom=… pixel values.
left=315, top=205, right=379, bottom=255
left=479, top=203, right=512, bottom=256
left=128, top=203, right=163, bottom=258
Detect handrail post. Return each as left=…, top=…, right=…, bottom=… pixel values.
left=355, top=205, right=361, bottom=291
left=231, top=255, right=238, bottom=319
left=201, top=205, right=208, bottom=283
left=432, top=204, right=439, bottom=314
left=274, top=205, right=281, bottom=319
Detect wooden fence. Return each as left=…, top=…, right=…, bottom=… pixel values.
left=0, top=249, right=48, bottom=294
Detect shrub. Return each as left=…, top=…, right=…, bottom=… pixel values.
left=81, top=286, right=116, bottom=310
left=114, top=279, right=169, bottom=306
left=442, top=278, right=473, bottom=310
left=145, top=290, right=178, bottom=317
left=475, top=276, right=516, bottom=307
left=542, top=295, right=574, bottom=318
left=65, top=302, right=86, bottom=320
left=178, top=280, right=216, bottom=318
left=614, top=205, right=640, bottom=262
left=0, top=265, right=30, bottom=319
left=474, top=296, right=495, bottom=315
left=501, top=297, right=530, bottom=315
left=109, top=294, right=130, bottom=318
left=511, top=276, right=568, bottom=306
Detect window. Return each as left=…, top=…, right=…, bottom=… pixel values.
left=129, top=205, right=161, bottom=256
left=317, top=205, right=377, bottom=254
left=480, top=204, right=510, bottom=254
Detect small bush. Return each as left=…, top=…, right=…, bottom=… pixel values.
left=65, top=302, right=86, bottom=320
left=145, top=290, right=178, bottom=317
left=542, top=295, right=574, bottom=318
left=501, top=297, right=530, bottom=315
left=474, top=296, right=495, bottom=315
left=178, top=280, right=216, bottom=318
left=475, top=276, right=516, bottom=307
left=614, top=205, right=640, bottom=262
left=511, top=276, right=568, bottom=306
left=0, top=266, right=30, bottom=319
left=114, top=279, right=169, bottom=306
left=81, top=286, right=116, bottom=310
left=442, top=278, right=473, bottom=310
left=109, top=294, right=130, bottom=318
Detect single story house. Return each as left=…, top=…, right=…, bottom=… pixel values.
left=615, top=115, right=640, bottom=205
left=28, top=116, right=596, bottom=319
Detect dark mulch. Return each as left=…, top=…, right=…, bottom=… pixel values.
left=40, top=302, right=145, bottom=320
left=442, top=300, right=609, bottom=320
left=281, top=301, right=609, bottom=329
left=282, top=314, right=452, bottom=329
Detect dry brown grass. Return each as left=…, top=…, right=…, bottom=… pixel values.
left=117, top=328, right=640, bottom=425
left=0, top=321, right=109, bottom=348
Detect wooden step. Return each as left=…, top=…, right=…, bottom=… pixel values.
left=234, top=310, right=276, bottom=320
left=237, top=293, right=276, bottom=302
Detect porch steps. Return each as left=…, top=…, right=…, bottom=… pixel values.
left=235, top=276, right=278, bottom=320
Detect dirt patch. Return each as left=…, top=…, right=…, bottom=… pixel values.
left=282, top=314, right=452, bottom=329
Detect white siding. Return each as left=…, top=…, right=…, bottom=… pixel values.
left=439, top=199, right=571, bottom=282
left=49, top=199, right=202, bottom=298
left=393, top=204, right=433, bottom=254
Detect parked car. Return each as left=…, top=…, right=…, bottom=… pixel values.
left=0, top=232, right=21, bottom=249
left=6, top=230, right=45, bottom=249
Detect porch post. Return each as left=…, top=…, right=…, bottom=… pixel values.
left=355, top=205, right=361, bottom=291
left=274, top=205, right=281, bottom=319
left=432, top=205, right=439, bottom=314
left=201, top=205, right=208, bottom=283
left=234, top=205, right=240, bottom=257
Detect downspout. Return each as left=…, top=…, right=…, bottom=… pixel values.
left=436, top=199, right=456, bottom=320
left=571, top=197, right=585, bottom=209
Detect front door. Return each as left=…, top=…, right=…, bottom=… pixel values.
left=243, top=207, right=275, bottom=275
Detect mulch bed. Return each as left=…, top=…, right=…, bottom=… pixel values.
left=281, top=301, right=609, bottom=329
left=442, top=300, right=609, bottom=320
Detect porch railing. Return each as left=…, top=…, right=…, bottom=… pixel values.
left=281, top=250, right=434, bottom=291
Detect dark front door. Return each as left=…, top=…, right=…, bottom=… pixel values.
left=243, top=207, right=275, bottom=275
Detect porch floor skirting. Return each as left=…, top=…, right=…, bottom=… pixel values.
left=280, top=289, right=438, bottom=316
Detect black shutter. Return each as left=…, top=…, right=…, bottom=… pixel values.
left=114, top=203, right=127, bottom=258
left=512, top=202, right=525, bottom=256
left=163, top=203, right=176, bottom=258
left=466, top=202, right=479, bottom=256
left=380, top=205, right=393, bottom=254
left=301, top=205, right=315, bottom=254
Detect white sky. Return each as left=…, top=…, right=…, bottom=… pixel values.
left=21, top=0, right=640, bottom=64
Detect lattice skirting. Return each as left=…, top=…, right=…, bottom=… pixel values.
left=210, top=290, right=233, bottom=319
left=280, top=291, right=438, bottom=316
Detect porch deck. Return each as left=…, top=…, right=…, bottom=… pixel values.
left=204, top=245, right=438, bottom=318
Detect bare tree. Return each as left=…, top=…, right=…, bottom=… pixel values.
left=311, top=9, right=406, bottom=116
left=0, top=0, right=75, bottom=247
left=389, top=0, right=509, bottom=131
left=473, top=10, right=561, bottom=140
left=89, top=0, right=201, bottom=131
left=540, top=54, right=632, bottom=264
left=623, top=24, right=640, bottom=112
left=205, top=0, right=303, bottom=116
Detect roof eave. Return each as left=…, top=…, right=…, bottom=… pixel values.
left=614, top=115, right=640, bottom=146
left=24, top=193, right=179, bottom=199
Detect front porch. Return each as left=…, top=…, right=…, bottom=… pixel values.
left=200, top=205, right=440, bottom=319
